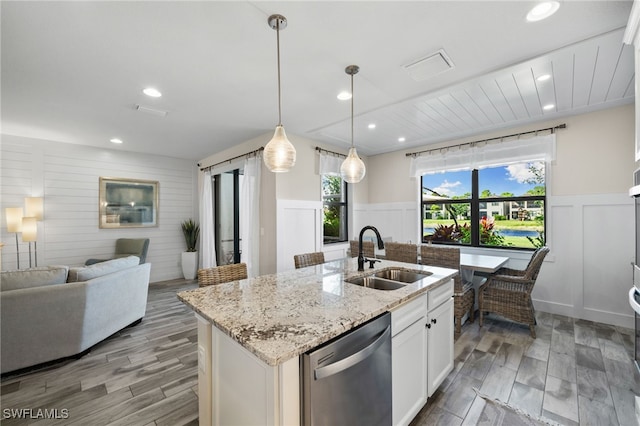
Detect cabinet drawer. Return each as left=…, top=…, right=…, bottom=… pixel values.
left=428, top=279, right=453, bottom=311
left=391, top=293, right=427, bottom=336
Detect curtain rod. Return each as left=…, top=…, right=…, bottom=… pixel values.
left=199, top=147, right=264, bottom=171
left=405, top=124, right=567, bottom=158
left=315, top=146, right=346, bottom=158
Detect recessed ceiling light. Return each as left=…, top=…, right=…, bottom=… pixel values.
left=536, top=74, right=551, bottom=82
left=337, top=91, right=352, bottom=101
left=143, top=87, right=162, bottom=98
left=543, top=104, right=555, bottom=110
left=526, top=1, right=560, bottom=22
left=110, top=138, right=123, bottom=144
left=398, top=137, right=406, bottom=143
left=368, top=123, right=376, bottom=129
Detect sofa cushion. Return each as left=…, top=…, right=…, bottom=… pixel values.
left=67, top=256, right=140, bottom=282
left=1, top=266, right=69, bottom=292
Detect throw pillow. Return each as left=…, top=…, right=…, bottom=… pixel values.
left=0, top=265, right=69, bottom=292
left=67, top=256, right=139, bottom=282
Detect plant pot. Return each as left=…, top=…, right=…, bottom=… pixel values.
left=181, top=251, right=198, bottom=280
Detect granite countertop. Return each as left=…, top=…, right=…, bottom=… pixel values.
left=177, top=257, right=457, bottom=366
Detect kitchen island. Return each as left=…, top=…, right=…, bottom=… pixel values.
left=178, top=257, right=458, bottom=426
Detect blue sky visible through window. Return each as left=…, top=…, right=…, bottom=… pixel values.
left=422, top=162, right=544, bottom=198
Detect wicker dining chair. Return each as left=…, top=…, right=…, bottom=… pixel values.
left=198, top=263, right=248, bottom=287
left=384, top=242, right=418, bottom=264
left=294, top=252, right=325, bottom=269
left=420, top=245, right=473, bottom=337
left=349, top=240, right=375, bottom=258
left=479, top=246, right=550, bottom=338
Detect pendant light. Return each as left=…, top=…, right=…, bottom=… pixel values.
left=340, top=65, right=366, bottom=183
left=263, top=14, right=296, bottom=173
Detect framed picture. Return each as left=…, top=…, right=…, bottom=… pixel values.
left=99, top=177, right=159, bottom=228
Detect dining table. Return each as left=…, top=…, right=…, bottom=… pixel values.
left=459, top=252, right=510, bottom=310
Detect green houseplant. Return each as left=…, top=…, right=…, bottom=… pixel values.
left=181, top=219, right=200, bottom=280
left=181, top=219, right=200, bottom=252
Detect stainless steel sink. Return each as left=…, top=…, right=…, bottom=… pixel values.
left=345, top=276, right=407, bottom=291
left=374, top=268, right=432, bottom=283
left=345, top=268, right=432, bottom=290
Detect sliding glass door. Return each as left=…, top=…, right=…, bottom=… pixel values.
left=214, top=169, right=243, bottom=265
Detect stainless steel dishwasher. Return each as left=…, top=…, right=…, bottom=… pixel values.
left=301, top=312, right=392, bottom=426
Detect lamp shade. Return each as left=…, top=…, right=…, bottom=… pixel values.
left=340, top=147, right=366, bottom=183
left=21, top=217, right=37, bottom=242
left=264, top=125, right=296, bottom=172
left=6, top=207, right=23, bottom=233
left=25, top=197, right=44, bottom=221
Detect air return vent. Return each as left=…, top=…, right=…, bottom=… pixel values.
left=403, top=49, right=454, bottom=82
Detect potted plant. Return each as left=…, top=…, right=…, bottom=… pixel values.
left=181, top=219, right=200, bottom=280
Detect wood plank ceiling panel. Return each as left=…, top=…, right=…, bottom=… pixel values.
left=494, top=73, right=530, bottom=120
left=571, top=42, right=599, bottom=108
left=605, top=45, right=634, bottom=100
left=512, top=68, right=543, bottom=117
left=463, top=84, right=504, bottom=125
left=589, top=35, right=628, bottom=104
left=530, top=61, right=557, bottom=113
left=478, top=79, right=517, bottom=123
left=449, top=89, right=494, bottom=128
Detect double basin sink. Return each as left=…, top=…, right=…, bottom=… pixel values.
left=346, top=268, right=432, bottom=291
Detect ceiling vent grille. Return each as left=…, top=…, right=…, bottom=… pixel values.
left=404, top=49, right=454, bottom=82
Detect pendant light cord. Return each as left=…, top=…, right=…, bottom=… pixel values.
left=276, top=19, right=282, bottom=126
left=350, top=72, right=354, bottom=148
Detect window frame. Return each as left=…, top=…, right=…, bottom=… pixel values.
left=322, top=175, right=349, bottom=245
left=421, top=166, right=546, bottom=251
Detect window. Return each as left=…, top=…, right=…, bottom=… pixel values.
left=421, top=161, right=545, bottom=249
left=322, top=175, right=348, bottom=244
left=214, top=169, right=243, bottom=265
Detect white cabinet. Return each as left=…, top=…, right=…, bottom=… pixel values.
left=426, top=295, right=454, bottom=396
left=391, top=293, right=427, bottom=426
left=391, top=278, right=454, bottom=425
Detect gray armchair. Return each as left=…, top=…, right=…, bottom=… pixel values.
left=86, top=238, right=149, bottom=265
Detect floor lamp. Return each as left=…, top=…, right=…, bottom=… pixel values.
left=22, top=217, right=37, bottom=268
left=24, top=197, right=44, bottom=268
left=5, top=207, right=23, bottom=269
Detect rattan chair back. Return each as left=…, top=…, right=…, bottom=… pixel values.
left=384, top=242, right=418, bottom=264
left=198, top=263, right=248, bottom=287
left=420, top=245, right=462, bottom=292
left=349, top=240, right=375, bottom=258
left=294, top=252, right=325, bottom=269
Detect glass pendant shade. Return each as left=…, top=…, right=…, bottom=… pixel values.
left=264, top=125, right=296, bottom=172
left=340, top=147, right=366, bottom=183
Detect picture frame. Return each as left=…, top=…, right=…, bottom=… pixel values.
left=99, top=177, right=159, bottom=228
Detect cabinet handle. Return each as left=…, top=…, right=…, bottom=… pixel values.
left=426, top=323, right=431, bottom=329
left=431, top=318, right=437, bottom=324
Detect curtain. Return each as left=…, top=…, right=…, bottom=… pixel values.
left=240, top=152, right=262, bottom=278
left=319, top=151, right=345, bottom=176
left=410, top=133, right=556, bottom=176
left=199, top=170, right=216, bottom=269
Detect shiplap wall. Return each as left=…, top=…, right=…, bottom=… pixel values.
left=1, top=135, right=197, bottom=282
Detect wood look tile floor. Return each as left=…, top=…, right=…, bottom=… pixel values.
left=1, top=278, right=638, bottom=425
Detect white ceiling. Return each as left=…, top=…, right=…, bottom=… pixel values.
left=1, top=1, right=634, bottom=161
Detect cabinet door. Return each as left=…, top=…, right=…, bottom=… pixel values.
left=392, top=317, right=427, bottom=426
left=427, top=297, right=454, bottom=397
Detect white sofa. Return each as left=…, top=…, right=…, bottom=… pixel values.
left=0, top=256, right=151, bottom=374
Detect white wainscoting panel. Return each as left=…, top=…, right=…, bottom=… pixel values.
left=352, top=202, right=418, bottom=244
left=537, top=194, right=634, bottom=328
left=1, top=135, right=197, bottom=282
left=276, top=200, right=322, bottom=272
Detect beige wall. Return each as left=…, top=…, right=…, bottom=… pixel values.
left=367, top=103, right=635, bottom=203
